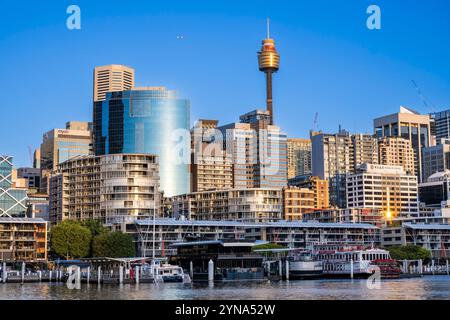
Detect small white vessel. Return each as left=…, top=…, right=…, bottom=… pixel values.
left=149, top=259, right=186, bottom=283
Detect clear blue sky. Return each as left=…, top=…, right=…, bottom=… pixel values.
left=1, top=0, right=450, bottom=167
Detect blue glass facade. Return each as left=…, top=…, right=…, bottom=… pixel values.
left=94, top=89, right=190, bottom=197
left=0, top=156, right=28, bottom=217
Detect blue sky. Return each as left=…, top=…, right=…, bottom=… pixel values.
left=1, top=0, right=450, bottom=167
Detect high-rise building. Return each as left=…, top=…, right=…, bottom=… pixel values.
left=422, top=139, right=450, bottom=182
left=257, top=19, right=280, bottom=125
left=219, top=110, right=288, bottom=189
left=288, top=175, right=330, bottom=210
left=49, top=154, right=161, bottom=225
left=346, top=164, right=419, bottom=219
left=282, top=187, right=315, bottom=221
left=191, top=120, right=233, bottom=192
left=171, top=188, right=282, bottom=223
left=352, top=133, right=379, bottom=167
left=378, top=136, right=416, bottom=176
left=374, top=106, right=432, bottom=182
left=430, top=109, right=450, bottom=142
left=0, top=156, right=28, bottom=217
left=93, top=87, right=190, bottom=197
left=40, top=121, right=93, bottom=171
left=17, top=167, right=41, bottom=191
left=287, top=138, right=312, bottom=179
left=311, top=130, right=378, bottom=208
left=93, top=64, right=135, bottom=102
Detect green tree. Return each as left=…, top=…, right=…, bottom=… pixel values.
left=83, top=219, right=108, bottom=237
left=51, top=220, right=92, bottom=259
left=388, top=245, right=431, bottom=260
left=92, top=231, right=136, bottom=258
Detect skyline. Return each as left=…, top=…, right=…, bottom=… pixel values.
left=1, top=0, right=450, bottom=167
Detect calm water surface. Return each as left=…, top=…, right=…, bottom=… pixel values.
left=0, top=276, right=449, bottom=300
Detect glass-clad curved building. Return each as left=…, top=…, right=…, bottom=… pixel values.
left=94, top=87, right=190, bottom=196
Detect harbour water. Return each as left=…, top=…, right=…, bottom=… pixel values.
left=0, top=276, right=449, bottom=300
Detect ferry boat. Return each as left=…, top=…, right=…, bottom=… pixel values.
left=318, top=248, right=394, bottom=279
left=287, top=250, right=323, bottom=279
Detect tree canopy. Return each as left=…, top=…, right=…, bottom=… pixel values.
left=252, top=243, right=286, bottom=252
left=92, top=231, right=136, bottom=258
left=388, top=245, right=431, bottom=260
left=51, top=220, right=92, bottom=259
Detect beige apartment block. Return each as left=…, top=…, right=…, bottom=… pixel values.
left=171, top=188, right=283, bottom=223
left=93, top=64, right=135, bottom=102
left=282, top=187, right=315, bottom=221
left=287, top=138, right=311, bottom=179
left=378, top=136, right=416, bottom=176
left=191, top=120, right=233, bottom=192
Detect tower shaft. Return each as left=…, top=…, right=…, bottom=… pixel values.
left=265, top=71, right=274, bottom=125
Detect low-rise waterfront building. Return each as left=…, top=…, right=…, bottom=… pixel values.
left=381, top=223, right=450, bottom=258
left=0, top=217, right=48, bottom=261
left=114, top=218, right=380, bottom=258
left=302, top=208, right=384, bottom=226
left=49, top=154, right=162, bottom=225
left=418, top=171, right=450, bottom=207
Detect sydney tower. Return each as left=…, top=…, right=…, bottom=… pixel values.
left=257, top=19, right=280, bottom=126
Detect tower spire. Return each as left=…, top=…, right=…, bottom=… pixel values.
left=266, top=18, right=270, bottom=39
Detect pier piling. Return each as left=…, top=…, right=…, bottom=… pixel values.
left=87, top=267, right=90, bottom=284
left=98, top=266, right=101, bottom=284
left=350, top=259, right=354, bottom=279
left=135, top=266, right=140, bottom=284
left=119, top=266, right=124, bottom=284
left=208, top=260, right=214, bottom=282
left=2, top=262, right=6, bottom=283
left=21, top=262, right=25, bottom=284
left=447, top=260, right=449, bottom=276
left=278, top=260, right=283, bottom=277
left=285, top=260, right=289, bottom=281
left=190, top=261, right=193, bottom=280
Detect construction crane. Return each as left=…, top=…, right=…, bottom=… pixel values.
left=313, top=112, right=319, bottom=131
left=411, top=80, right=435, bottom=113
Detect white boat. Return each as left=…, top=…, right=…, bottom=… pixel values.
left=147, top=259, right=187, bottom=283
left=317, top=248, right=392, bottom=278
left=288, top=250, right=323, bottom=279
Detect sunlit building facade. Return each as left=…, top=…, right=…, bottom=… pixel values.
left=0, top=156, right=28, bottom=217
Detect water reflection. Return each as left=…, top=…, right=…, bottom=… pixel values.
left=0, top=276, right=449, bottom=300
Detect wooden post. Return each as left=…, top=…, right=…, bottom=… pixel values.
left=190, top=261, right=194, bottom=280
left=432, top=259, right=435, bottom=275
left=418, top=259, right=423, bottom=275
left=446, top=260, right=449, bottom=276
left=49, top=270, right=52, bottom=282
left=38, top=270, right=42, bottom=282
